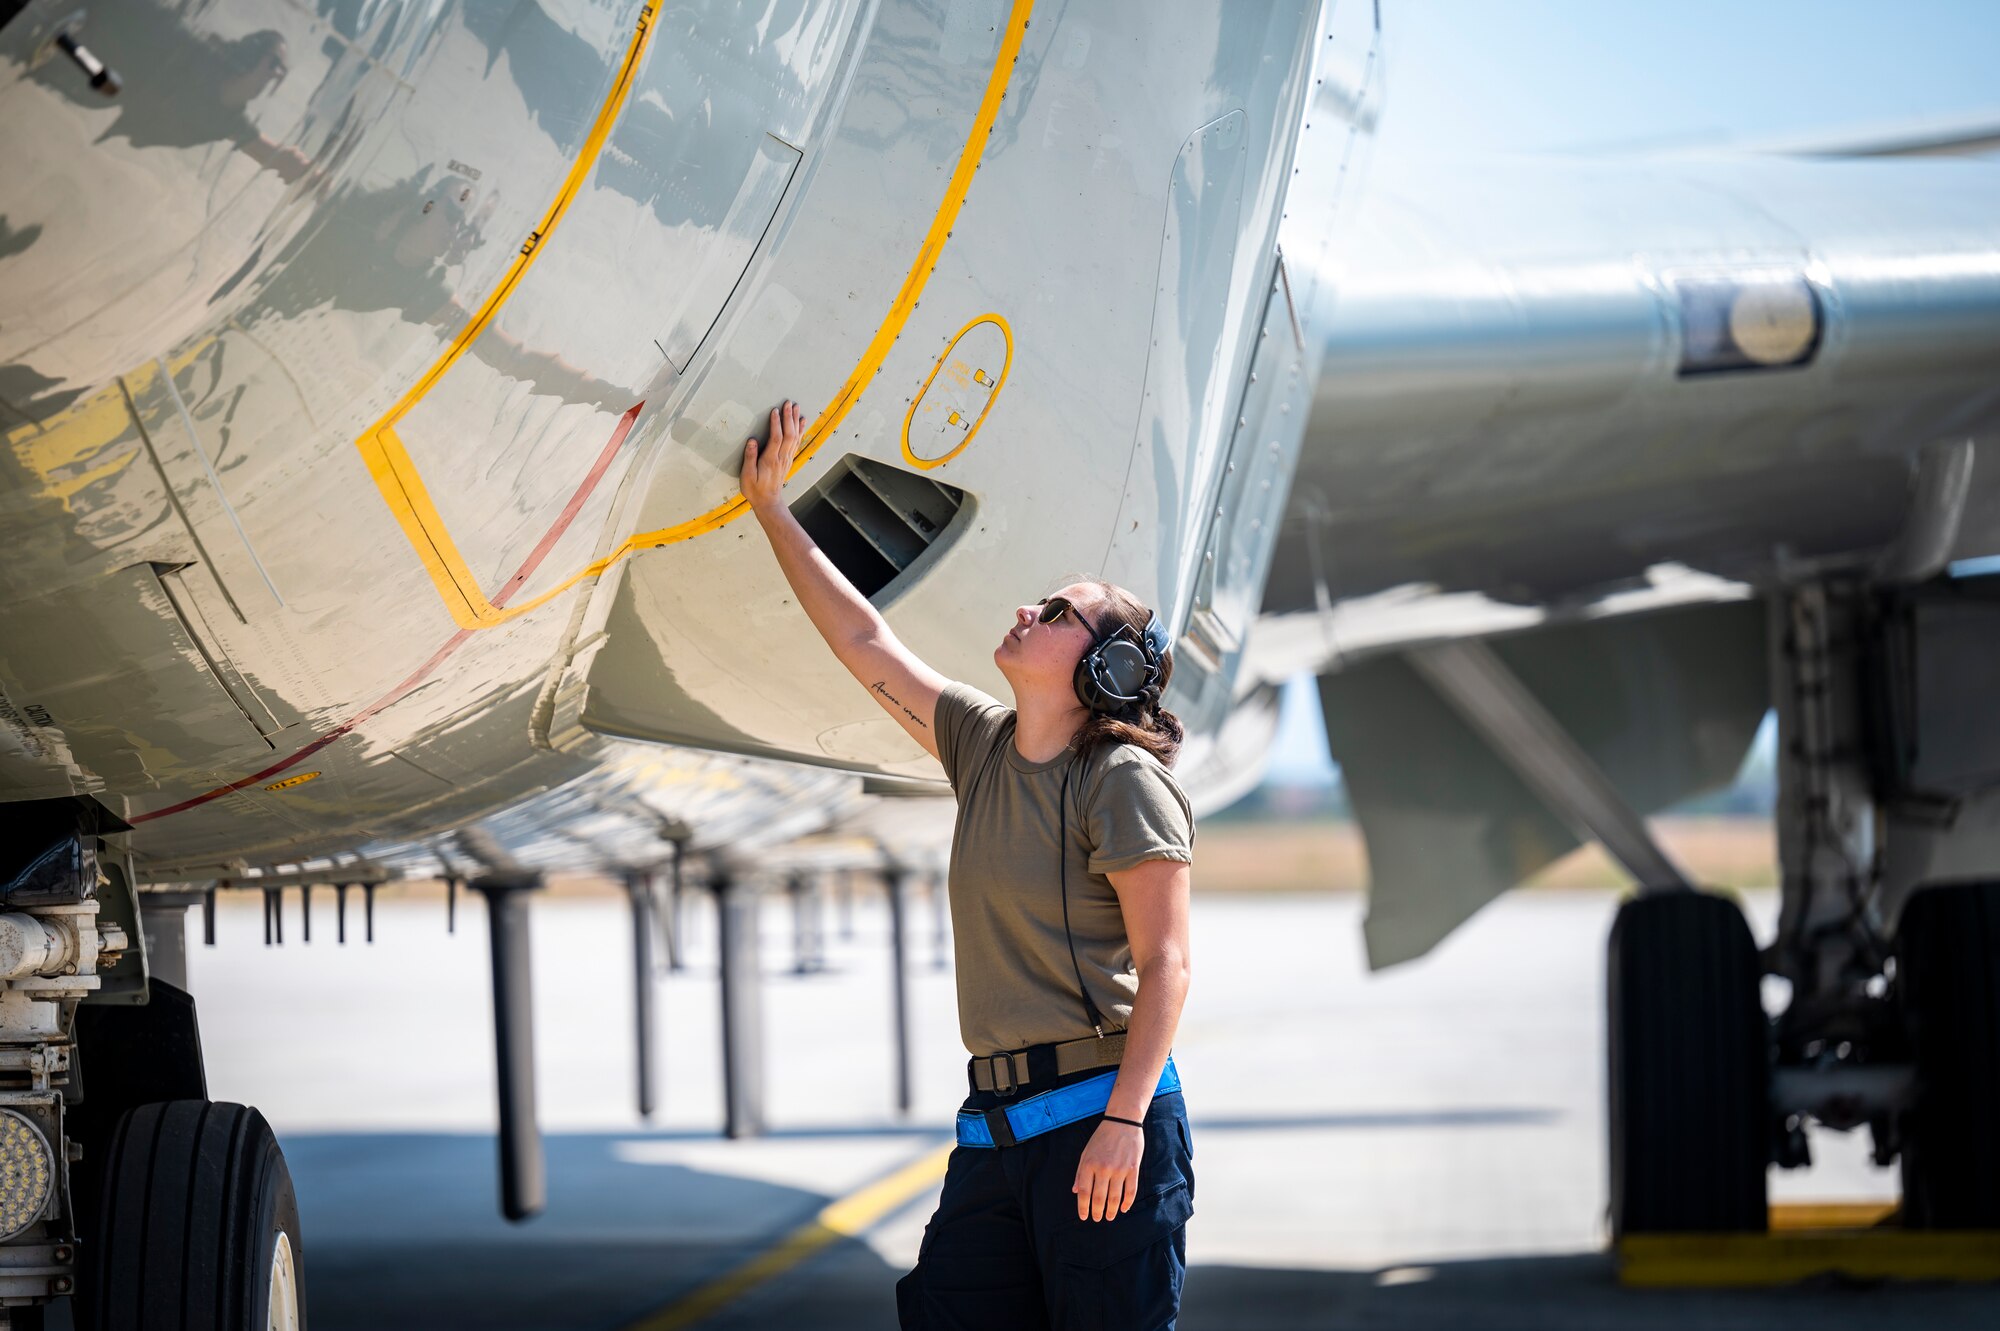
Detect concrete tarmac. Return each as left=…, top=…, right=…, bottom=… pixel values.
left=175, top=883, right=1998, bottom=1329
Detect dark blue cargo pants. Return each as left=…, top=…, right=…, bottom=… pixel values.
left=896, top=1066, right=1194, bottom=1330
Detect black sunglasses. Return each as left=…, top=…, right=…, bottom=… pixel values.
left=1036, top=596, right=1100, bottom=637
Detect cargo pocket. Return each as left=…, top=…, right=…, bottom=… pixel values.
left=1050, top=1180, right=1193, bottom=1329
left=1057, top=1178, right=1193, bottom=1268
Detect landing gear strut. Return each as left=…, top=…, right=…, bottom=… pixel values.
left=1755, top=578, right=2000, bottom=1230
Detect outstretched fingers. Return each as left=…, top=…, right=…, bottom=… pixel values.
left=742, top=401, right=808, bottom=509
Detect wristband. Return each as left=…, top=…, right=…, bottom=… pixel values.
left=1102, top=1113, right=1144, bottom=1129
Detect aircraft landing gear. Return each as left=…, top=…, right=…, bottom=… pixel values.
left=2, top=790, right=314, bottom=1330
left=1607, top=890, right=1771, bottom=1238
left=82, top=1102, right=304, bottom=1331
left=1750, top=578, right=2000, bottom=1236
left=1896, top=881, right=2000, bottom=1229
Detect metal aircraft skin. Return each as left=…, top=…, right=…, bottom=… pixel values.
left=1258, top=147, right=2000, bottom=966
left=0, top=0, right=1374, bottom=880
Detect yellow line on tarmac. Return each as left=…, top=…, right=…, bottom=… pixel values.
left=621, top=1141, right=954, bottom=1331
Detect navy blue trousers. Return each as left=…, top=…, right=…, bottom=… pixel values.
left=896, top=1067, right=1194, bottom=1330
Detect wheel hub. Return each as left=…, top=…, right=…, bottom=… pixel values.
left=268, top=1230, right=300, bottom=1331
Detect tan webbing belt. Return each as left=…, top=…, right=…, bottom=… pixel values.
left=970, top=1031, right=1127, bottom=1093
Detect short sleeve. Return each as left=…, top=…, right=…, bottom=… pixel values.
left=935, top=681, right=1011, bottom=792
left=1083, top=751, right=1196, bottom=875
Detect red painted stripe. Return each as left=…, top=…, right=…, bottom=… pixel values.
left=493, top=401, right=642, bottom=606
left=131, top=402, right=645, bottom=825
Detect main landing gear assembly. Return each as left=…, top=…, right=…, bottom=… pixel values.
left=0, top=799, right=305, bottom=1331
left=1606, top=579, right=2000, bottom=1271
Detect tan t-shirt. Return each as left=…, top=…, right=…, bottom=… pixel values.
left=936, top=681, right=1195, bottom=1056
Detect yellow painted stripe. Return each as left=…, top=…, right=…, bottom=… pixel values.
left=1619, top=1231, right=2000, bottom=1287
left=621, top=1142, right=953, bottom=1331
left=358, top=0, right=1034, bottom=630
left=357, top=425, right=492, bottom=616
left=353, top=1, right=663, bottom=629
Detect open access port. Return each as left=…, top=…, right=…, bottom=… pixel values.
left=790, top=455, right=968, bottom=599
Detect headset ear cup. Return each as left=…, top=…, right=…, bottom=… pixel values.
left=1074, top=649, right=1114, bottom=714
left=1073, top=611, right=1169, bottom=715
left=1103, top=639, right=1148, bottom=699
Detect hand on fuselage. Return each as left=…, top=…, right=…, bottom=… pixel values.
left=741, top=399, right=805, bottom=513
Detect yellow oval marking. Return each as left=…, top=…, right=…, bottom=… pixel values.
left=356, top=0, right=1035, bottom=629
left=263, top=771, right=322, bottom=792
left=901, top=313, right=1013, bottom=471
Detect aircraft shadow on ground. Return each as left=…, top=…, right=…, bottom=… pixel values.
left=282, top=1131, right=904, bottom=1331
left=278, top=1130, right=2000, bottom=1331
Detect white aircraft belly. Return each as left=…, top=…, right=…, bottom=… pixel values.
left=0, top=0, right=1347, bottom=873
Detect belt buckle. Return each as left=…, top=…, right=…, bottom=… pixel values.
left=983, top=1053, right=1018, bottom=1098
left=982, top=1105, right=1019, bottom=1148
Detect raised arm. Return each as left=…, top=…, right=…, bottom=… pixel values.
left=741, top=400, right=949, bottom=760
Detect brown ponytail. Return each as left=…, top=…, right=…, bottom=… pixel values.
left=1065, top=579, right=1184, bottom=769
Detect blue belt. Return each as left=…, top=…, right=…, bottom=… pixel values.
left=956, top=1056, right=1181, bottom=1149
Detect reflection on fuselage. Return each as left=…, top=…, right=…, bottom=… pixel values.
left=0, top=0, right=1345, bottom=876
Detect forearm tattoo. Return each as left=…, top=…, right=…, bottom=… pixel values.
left=872, top=681, right=927, bottom=729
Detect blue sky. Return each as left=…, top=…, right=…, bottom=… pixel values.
left=1374, top=0, right=2000, bottom=167
left=1260, top=1, right=2000, bottom=786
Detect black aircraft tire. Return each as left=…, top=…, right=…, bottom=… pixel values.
left=1607, top=891, right=1769, bottom=1238
left=1898, top=881, right=2000, bottom=1229
left=82, top=1100, right=306, bottom=1330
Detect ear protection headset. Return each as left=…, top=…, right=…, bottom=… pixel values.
left=1072, top=611, right=1170, bottom=715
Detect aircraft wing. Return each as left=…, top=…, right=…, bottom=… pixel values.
left=1247, top=150, right=2000, bottom=965
left=1718, top=112, right=2000, bottom=160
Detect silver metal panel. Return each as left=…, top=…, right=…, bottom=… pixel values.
left=1408, top=639, right=1690, bottom=894
left=1324, top=601, right=1767, bottom=968
left=121, top=356, right=289, bottom=619
left=386, top=0, right=865, bottom=602
left=582, top=0, right=1321, bottom=771
left=1267, top=154, right=2000, bottom=620
left=0, top=0, right=1336, bottom=875
left=1166, top=268, right=1315, bottom=780
left=0, top=562, right=274, bottom=793
left=658, top=136, right=803, bottom=373
left=1100, top=109, right=1249, bottom=606
left=0, top=0, right=426, bottom=418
